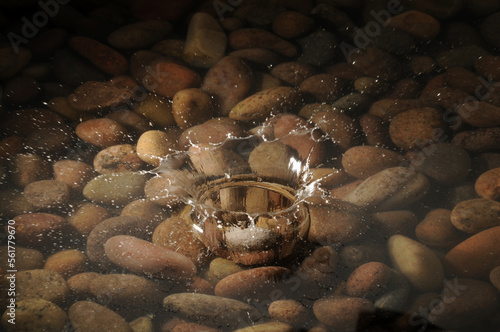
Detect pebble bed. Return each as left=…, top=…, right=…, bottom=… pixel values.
left=1, top=0, right=500, bottom=331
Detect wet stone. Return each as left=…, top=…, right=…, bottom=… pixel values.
left=297, top=29, right=338, bottom=67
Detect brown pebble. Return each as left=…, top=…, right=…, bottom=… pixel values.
left=214, top=266, right=290, bottom=301
left=12, top=213, right=68, bottom=248
left=475, top=167, right=500, bottom=201
left=66, top=272, right=101, bottom=299
left=53, top=160, right=95, bottom=195
left=345, top=262, right=392, bottom=299
left=313, top=296, right=375, bottom=331
left=23, top=180, right=70, bottom=210
left=15, top=269, right=70, bottom=305
left=342, top=145, right=401, bottom=179
left=10, top=153, right=52, bottom=188
left=272, top=11, right=315, bottom=38
left=69, top=301, right=133, bottom=332
left=76, top=118, right=129, bottom=148
left=93, top=144, right=144, bottom=174
left=268, top=299, right=310, bottom=328
left=44, top=249, right=87, bottom=279
left=69, top=36, right=128, bottom=75
left=229, top=28, right=298, bottom=57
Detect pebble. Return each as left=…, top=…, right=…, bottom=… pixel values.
left=415, top=209, right=467, bottom=249
left=189, top=144, right=249, bottom=177
left=104, top=235, right=197, bottom=280
left=69, top=36, right=128, bottom=76
left=132, top=93, right=176, bottom=128
left=387, top=10, right=440, bottom=40
left=108, top=20, right=173, bottom=50
left=248, top=141, right=298, bottom=182
left=83, top=171, right=149, bottom=206
left=1, top=298, right=68, bottom=332
left=163, top=293, right=262, bottom=330
left=172, top=88, right=214, bottom=130
left=121, top=199, right=168, bottom=223
left=52, top=49, right=106, bottom=86
left=145, top=61, right=202, bottom=99
left=4, top=75, right=40, bottom=104
left=0, top=46, right=32, bottom=80
left=371, top=210, right=419, bottom=238
left=428, top=278, right=500, bottom=330
left=75, top=118, right=129, bottom=148
left=359, top=114, right=392, bottom=147
left=387, top=234, right=444, bottom=292
left=480, top=12, right=500, bottom=48
left=348, top=47, right=402, bottom=82
left=93, top=144, right=144, bottom=174
left=297, top=246, right=338, bottom=287
left=214, top=266, right=290, bottom=301
left=373, top=269, right=411, bottom=317
left=341, top=145, right=401, bottom=179
left=229, top=28, right=298, bottom=57
left=445, top=226, right=500, bottom=279
left=67, top=202, right=111, bottom=236
left=183, top=12, right=227, bottom=69
left=152, top=216, right=210, bottom=266
left=201, top=56, right=254, bottom=117
left=11, top=213, right=69, bottom=248
left=389, top=107, right=445, bottom=150
left=234, top=322, right=294, bottom=332
left=311, top=110, right=359, bottom=150
left=136, top=129, right=182, bottom=167
left=178, top=118, right=245, bottom=150
left=273, top=11, right=315, bottom=39
left=24, top=126, right=75, bottom=158
left=450, top=198, right=500, bottom=234
left=1, top=108, right=64, bottom=137
left=208, top=258, right=245, bottom=281
left=313, top=296, right=375, bottom=332
left=69, top=301, right=133, bottom=332
left=452, top=127, right=500, bottom=153
left=15, top=269, right=70, bottom=305
left=299, top=74, right=348, bottom=103
left=44, top=249, right=87, bottom=279
left=268, top=299, right=309, bottom=328
left=331, top=92, right=373, bottom=116
left=490, top=266, right=500, bottom=291
left=475, top=167, right=500, bottom=201
left=23, top=180, right=70, bottom=211
left=89, top=273, right=168, bottom=308
left=66, top=272, right=101, bottom=299
left=68, top=80, right=135, bottom=113
left=436, top=45, right=489, bottom=69
left=86, top=216, right=158, bottom=269
left=229, top=48, right=283, bottom=67
left=229, top=86, right=301, bottom=123
left=345, top=262, right=392, bottom=299
left=371, top=27, right=415, bottom=55
left=343, top=167, right=430, bottom=211
left=270, top=61, right=316, bottom=86
left=474, top=55, right=500, bottom=82
left=297, top=29, right=337, bottom=67
left=307, top=200, right=368, bottom=245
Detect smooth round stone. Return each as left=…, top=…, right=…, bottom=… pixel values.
left=481, top=12, right=500, bottom=48
left=66, top=272, right=102, bottom=300
left=346, top=262, right=392, bottom=299
left=75, top=118, right=129, bottom=148
left=89, top=273, right=168, bottom=307
left=428, top=278, right=500, bottom=330
left=69, top=301, right=132, bottom=332
left=415, top=209, right=467, bottom=249
left=371, top=27, right=415, bottom=55
left=189, top=144, right=249, bottom=178
left=12, top=213, right=68, bottom=248
left=342, top=167, right=430, bottom=212
left=490, top=266, right=500, bottom=291
left=374, top=270, right=411, bottom=317
left=452, top=127, right=500, bottom=153
left=15, top=269, right=69, bottom=305
left=297, top=29, right=338, bottom=67
left=108, top=20, right=173, bottom=50
left=104, top=235, right=197, bottom=280
left=387, top=10, right=440, bottom=40
left=23, top=180, right=70, bottom=210
left=436, top=45, right=489, bottom=69
left=0, top=246, right=43, bottom=271
left=475, top=167, right=500, bottom=201
left=342, top=145, right=401, bottom=179
left=83, top=172, right=148, bottom=206
left=272, top=11, right=315, bottom=39
left=313, top=296, right=375, bottom=331
left=307, top=200, right=368, bottom=245
left=388, top=235, right=444, bottom=292
left=248, top=141, right=298, bottom=182
left=0, top=46, right=32, bottom=80
left=348, top=46, right=402, bottom=82
left=445, top=226, right=500, bottom=279
left=163, top=293, right=262, bottom=330
left=451, top=198, right=500, bottom=234
left=235, top=322, right=294, bottom=332
left=52, top=49, right=106, bottom=86
left=371, top=210, right=419, bottom=238
left=44, top=249, right=87, bottom=279
left=4, top=75, right=40, bottom=104
left=407, top=143, right=470, bottom=185
left=1, top=298, right=68, bottom=332
left=229, top=28, right=298, bottom=57
left=86, top=216, right=158, bottom=269
left=214, top=266, right=290, bottom=301
left=331, top=92, right=373, bottom=116
left=268, top=299, right=309, bottom=328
